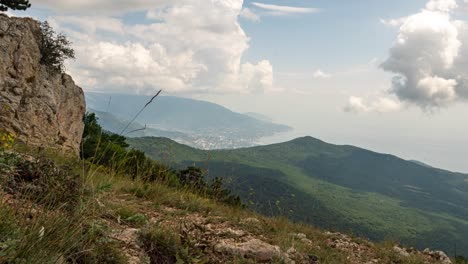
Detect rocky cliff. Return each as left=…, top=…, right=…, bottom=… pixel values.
left=0, top=14, right=85, bottom=155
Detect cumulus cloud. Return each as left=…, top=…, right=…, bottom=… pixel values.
left=312, top=69, right=332, bottom=79
left=239, top=60, right=276, bottom=92
left=51, top=16, right=125, bottom=35
left=349, top=0, right=468, bottom=112
left=46, top=0, right=275, bottom=95
left=251, top=2, right=320, bottom=16
left=425, top=0, right=457, bottom=12
left=343, top=96, right=402, bottom=113
left=32, top=0, right=166, bottom=14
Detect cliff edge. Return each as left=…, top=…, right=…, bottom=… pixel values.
left=0, top=14, right=85, bottom=155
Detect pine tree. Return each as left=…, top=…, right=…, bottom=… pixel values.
left=0, top=0, right=31, bottom=12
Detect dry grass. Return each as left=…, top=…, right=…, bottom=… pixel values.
left=0, top=144, right=455, bottom=264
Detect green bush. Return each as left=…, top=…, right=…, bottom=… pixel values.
left=177, top=167, right=243, bottom=207
left=81, top=112, right=243, bottom=207
left=82, top=113, right=165, bottom=180
left=39, top=21, right=75, bottom=74
left=0, top=0, right=30, bottom=12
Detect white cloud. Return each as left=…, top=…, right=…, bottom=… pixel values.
left=416, top=76, right=457, bottom=104
left=68, top=42, right=206, bottom=93
left=251, top=2, right=320, bottom=15
left=312, top=69, right=332, bottom=79
left=425, top=0, right=457, bottom=12
left=344, top=96, right=370, bottom=113
left=381, top=0, right=466, bottom=109
left=51, top=16, right=125, bottom=35
left=32, top=0, right=167, bottom=14
left=46, top=0, right=275, bottom=95
left=240, top=8, right=260, bottom=21
left=239, top=60, right=275, bottom=92
left=344, top=96, right=402, bottom=113
left=352, top=0, right=468, bottom=111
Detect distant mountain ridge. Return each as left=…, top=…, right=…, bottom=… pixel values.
left=409, top=160, right=434, bottom=168
left=89, top=109, right=195, bottom=145
left=86, top=92, right=291, bottom=149
left=128, top=136, right=468, bottom=256
left=244, top=112, right=273, bottom=123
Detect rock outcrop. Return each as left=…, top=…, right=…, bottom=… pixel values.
left=0, top=14, right=85, bottom=155
left=214, top=238, right=284, bottom=263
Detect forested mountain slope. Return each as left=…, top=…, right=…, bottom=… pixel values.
left=129, top=136, right=468, bottom=256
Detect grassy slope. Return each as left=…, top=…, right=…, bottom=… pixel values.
left=128, top=136, right=468, bottom=256
left=1, top=148, right=447, bottom=264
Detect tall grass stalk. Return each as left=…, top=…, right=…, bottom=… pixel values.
left=119, top=89, right=162, bottom=135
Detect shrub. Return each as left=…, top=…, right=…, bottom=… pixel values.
left=178, top=166, right=206, bottom=189
left=39, top=21, right=75, bottom=74
left=177, top=167, right=243, bottom=207
left=0, top=0, right=30, bottom=12
left=81, top=113, right=171, bottom=180
left=138, top=226, right=188, bottom=264
left=208, top=177, right=243, bottom=207
left=4, top=155, right=82, bottom=211
left=81, top=112, right=243, bottom=207
left=81, top=112, right=129, bottom=166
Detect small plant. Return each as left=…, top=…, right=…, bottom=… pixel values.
left=0, top=130, right=14, bottom=150
left=139, top=226, right=182, bottom=264
left=73, top=220, right=129, bottom=263
left=39, top=21, right=75, bottom=74
left=0, top=131, right=16, bottom=174
left=116, top=207, right=147, bottom=227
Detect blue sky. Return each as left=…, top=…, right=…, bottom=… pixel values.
left=240, top=0, right=425, bottom=68
left=10, top=0, right=468, bottom=172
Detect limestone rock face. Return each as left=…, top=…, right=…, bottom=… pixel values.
left=0, top=14, right=85, bottom=155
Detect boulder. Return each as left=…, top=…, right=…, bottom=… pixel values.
left=393, top=245, right=410, bottom=257
left=422, top=249, right=452, bottom=264
left=215, top=238, right=283, bottom=262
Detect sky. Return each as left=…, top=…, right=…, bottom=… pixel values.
left=8, top=0, right=468, bottom=172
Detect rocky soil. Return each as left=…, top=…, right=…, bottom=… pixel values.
left=102, top=193, right=453, bottom=264
left=0, top=152, right=455, bottom=263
